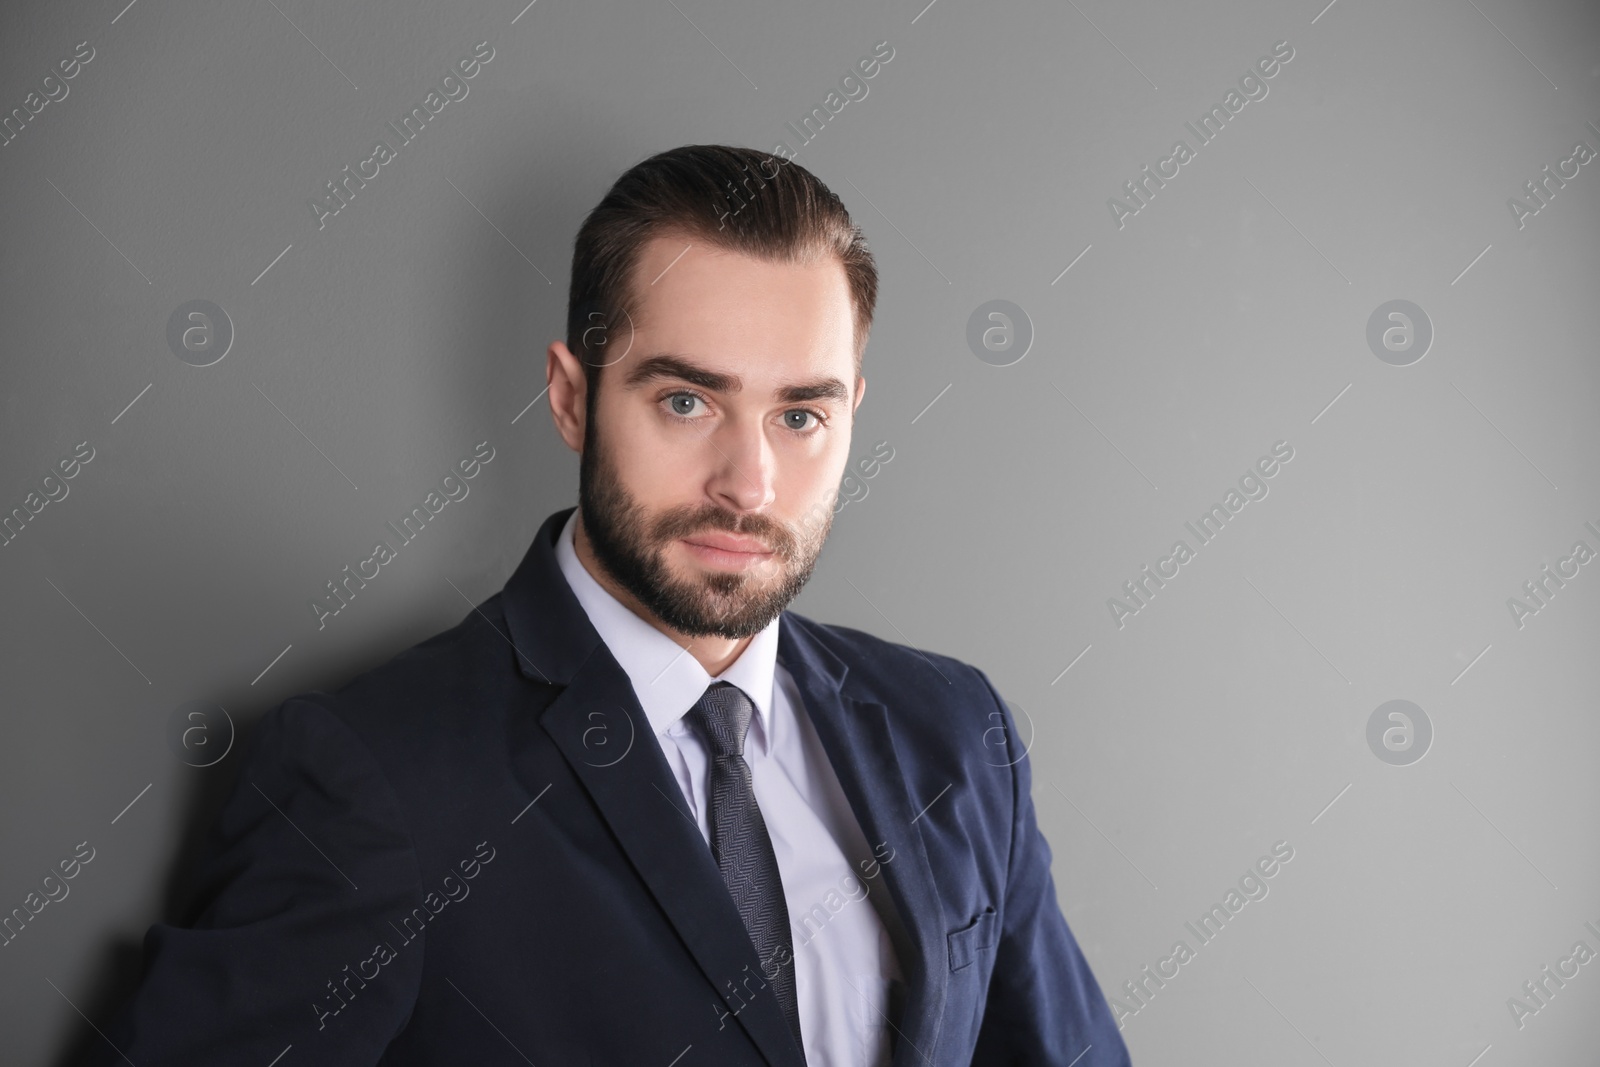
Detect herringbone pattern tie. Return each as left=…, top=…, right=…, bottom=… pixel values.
left=684, top=681, right=805, bottom=1060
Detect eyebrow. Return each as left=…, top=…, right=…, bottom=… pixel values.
left=620, top=353, right=851, bottom=405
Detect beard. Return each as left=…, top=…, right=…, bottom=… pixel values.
left=576, top=414, right=833, bottom=639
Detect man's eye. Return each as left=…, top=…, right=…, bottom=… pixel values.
left=666, top=392, right=703, bottom=417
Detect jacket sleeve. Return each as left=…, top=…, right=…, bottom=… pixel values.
left=968, top=669, right=1133, bottom=1066
left=86, top=696, right=427, bottom=1066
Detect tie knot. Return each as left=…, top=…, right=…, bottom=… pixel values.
left=685, top=682, right=755, bottom=761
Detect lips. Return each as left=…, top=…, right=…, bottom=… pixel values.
left=683, top=532, right=771, bottom=554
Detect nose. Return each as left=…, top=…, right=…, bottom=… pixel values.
left=702, top=413, right=776, bottom=515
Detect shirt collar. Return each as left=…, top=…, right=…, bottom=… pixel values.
left=554, top=507, right=779, bottom=756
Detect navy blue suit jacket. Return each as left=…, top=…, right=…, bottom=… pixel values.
left=91, top=506, right=1131, bottom=1065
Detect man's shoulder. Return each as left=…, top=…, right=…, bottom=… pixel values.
left=785, top=612, right=1023, bottom=809
left=265, top=591, right=519, bottom=761
left=782, top=609, right=1003, bottom=716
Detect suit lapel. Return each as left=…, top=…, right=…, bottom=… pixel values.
left=534, top=648, right=808, bottom=1067
left=777, top=615, right=949, bottom=1067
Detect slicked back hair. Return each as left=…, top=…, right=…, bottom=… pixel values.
left=564, top=144, right=876, bottom=423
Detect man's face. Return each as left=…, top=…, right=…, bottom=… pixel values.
left=577, top=232, right=864, bottom=640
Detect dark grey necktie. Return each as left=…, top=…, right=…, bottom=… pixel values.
left=684, top=681, right=805, bottom=1060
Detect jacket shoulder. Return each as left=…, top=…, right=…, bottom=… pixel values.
left=783, top=610, right=1002, bottom=713
left=281, top=592, right=517, bottom=755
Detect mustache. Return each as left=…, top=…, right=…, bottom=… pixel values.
left=659, top=508, right=792, bottom=555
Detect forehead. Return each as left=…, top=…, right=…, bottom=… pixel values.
left=622, top=232, right=856, bottom=379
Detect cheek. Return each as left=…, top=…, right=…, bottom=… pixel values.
left=596, top=405, right=682, bottom=491
left=789, top=446, right=851, bottom=508
left=623, top=429, right=689, bottom=497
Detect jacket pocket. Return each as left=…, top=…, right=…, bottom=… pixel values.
left=946, top=904, right=998, bottom=972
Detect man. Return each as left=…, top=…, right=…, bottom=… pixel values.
left=86, top=145, right=1130, bottom=1065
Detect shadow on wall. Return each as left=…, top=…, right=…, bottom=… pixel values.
left=53, top=724, right=256, bottom=1067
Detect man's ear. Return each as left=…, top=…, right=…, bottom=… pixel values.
left=853, top=375, right=867, bottom=416
left=547, top=340, right=588, bottom=453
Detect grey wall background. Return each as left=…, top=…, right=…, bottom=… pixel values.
left=2, top=0, right=1597, bottom=1063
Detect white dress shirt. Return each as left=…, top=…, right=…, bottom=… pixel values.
left=555, top=509, right=902, bottom=1066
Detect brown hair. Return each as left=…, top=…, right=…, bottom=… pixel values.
left=565, top=144, right=876, bottom=415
